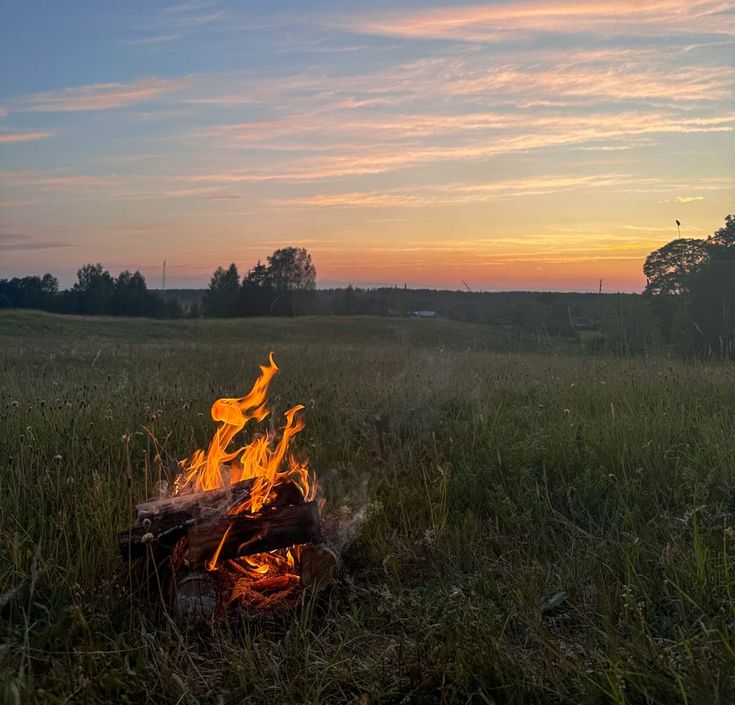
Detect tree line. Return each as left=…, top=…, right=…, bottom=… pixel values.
left=2, top=224, right=733, bottom=361
left=0, top=246, right=317, bottom=319
left=202, top=247, right=317, bottom=317
left=643, top=214, right=735, bottom=359
left=0, top=263, right=182, bottom=318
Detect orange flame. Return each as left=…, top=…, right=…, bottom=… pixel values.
left=175, top=353, right=313, bottom=577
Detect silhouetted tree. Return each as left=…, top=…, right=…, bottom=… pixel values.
left=709, top=214, right=735, bottom=256
left=73, top=264, right=115, bottom=315
left=266, top=247, right=316, bottom=316
left=0, top=265, right=182, bottom=318
left=643, top=215, right=735, bottom=358
left=240, top=261, right=274, bottom=316
left=113, top=270, right=153, bottom=316
left=682, top=215, right=735, bottom=358
left=245, top=261, right=271, bottom=287
left=687, top=259, right=735, bottom=358
left=0, top=273, right=59, bottom=310
left=203, top=263, right=241, bottom=317
left=643, top=238, right=709, bottom=296
left=267, top=247, right=316, bottom=291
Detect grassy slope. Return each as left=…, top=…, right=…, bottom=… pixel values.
left=1, top=310, right=734, bottom=704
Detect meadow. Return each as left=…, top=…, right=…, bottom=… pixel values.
left=1, top=309, right=735, bottom=704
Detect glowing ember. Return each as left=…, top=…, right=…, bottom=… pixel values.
left=173, top=353, right=316, bottom=593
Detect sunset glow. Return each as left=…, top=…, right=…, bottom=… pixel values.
left=1, top=1, right=733, bottom=291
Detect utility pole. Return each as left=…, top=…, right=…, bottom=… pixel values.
left=162, top=260, right=166, bottom=294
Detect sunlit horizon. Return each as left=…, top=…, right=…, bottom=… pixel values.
left=1, top=0, right=733, bottom=292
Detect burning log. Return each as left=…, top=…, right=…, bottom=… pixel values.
left=135, top=478, right=256, bottom=520
left=186, top=501, right=321, bottom=564
left=118, top=478, right=256, bottom=560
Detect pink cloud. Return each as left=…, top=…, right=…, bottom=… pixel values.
left=185, top=111, right=735, bottom=183
left=0, top=131, right=54, bottom=144
left=337, top=1, right=735, bottom=41
left=13, top=77, right=190, bottom=113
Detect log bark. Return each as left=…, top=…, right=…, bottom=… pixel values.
left=134, top=478, right=255, bottom=521
left=118, top=479, right=305, bottom=560
left=186, top=501, right=321, bottom=564
left=172, top=569, right=220, bottom=626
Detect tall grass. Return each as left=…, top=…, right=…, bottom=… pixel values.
left=1, top=310, right=734, bottom=704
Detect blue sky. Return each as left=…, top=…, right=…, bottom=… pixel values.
left=1, top=0, right=734, bottom=290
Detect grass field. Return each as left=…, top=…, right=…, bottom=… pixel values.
left=2, top=309, right=735, bottom=704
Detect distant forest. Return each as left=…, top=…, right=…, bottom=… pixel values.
left=2, top=217, right=733, bottom=359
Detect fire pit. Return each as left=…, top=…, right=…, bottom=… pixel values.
left=118, top=354, right=339, bottom=622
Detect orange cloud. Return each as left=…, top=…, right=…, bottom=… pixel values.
left=12, top=77, right=190, bottom=113
left=0, top=131, right=53, bottom=144
left=278, top=174, right=638, bottom=208
left=0, top=170, right=114, bottom=187
left=338, top=1, right=735, bottom=41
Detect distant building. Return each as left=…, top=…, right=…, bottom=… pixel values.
left=569, top=315, right=597, bottom=330
left=410, top=310, right=437, bottom=318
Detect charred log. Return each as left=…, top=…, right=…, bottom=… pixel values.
left=173, top=569, right=220, bottom=625
left=134, top=477, right=255, bottom=521
left=186, top=501, right=321, bottom=564
left=118, top=479, right=303, bottom=560
left=168, top=540, right=220, bottom=626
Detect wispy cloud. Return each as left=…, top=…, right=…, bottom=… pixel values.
left=11, top=77, right=190, bottom=113
left=277, top=173, right=637, bottom=208
left=0, top=233, right=70, bottom=251
left=0, top=131, right=54, bottom=144
left=676, top=195, right=705, bottom=202
left=0, top=199, right=37, bottom=207
left=187, top=111, right=735, bottom=183
left=439, top=61, right=735, bottom=103
left=127, top=0, right=225, bottom=46
left=123, top=33, right=187, bottom=46
left=336, top=1, right=735, bottom=42
left=0, top=170, right=115, bottom=188
left=163, top=0, right=221, bottom=12
left=174, top=39, right=735, bottom=142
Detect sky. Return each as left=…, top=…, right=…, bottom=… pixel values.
left=0, top=0, right=734, bottom=292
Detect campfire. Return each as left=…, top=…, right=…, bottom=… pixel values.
left=119, top=354, right=339, bottom=622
